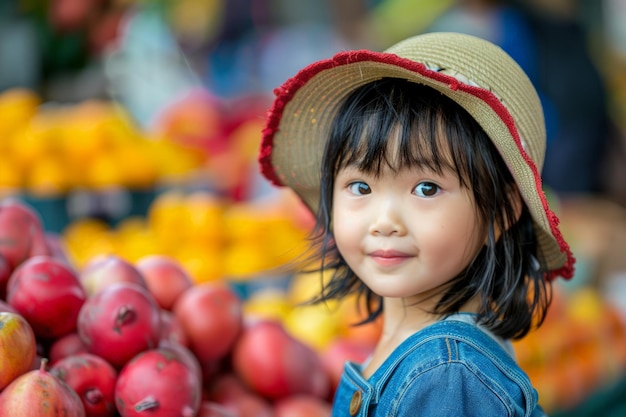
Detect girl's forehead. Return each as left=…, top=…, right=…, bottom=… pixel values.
left=345, top=124, right=457, bottom=173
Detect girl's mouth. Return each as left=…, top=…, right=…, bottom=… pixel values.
left=369, top=250, right=412, bottom=266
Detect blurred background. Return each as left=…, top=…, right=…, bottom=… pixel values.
left=1, top=0, right=626, bottom=414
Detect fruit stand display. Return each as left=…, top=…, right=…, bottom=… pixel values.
left=1, top=86, right=626, bottom=416
left=0, top=197, right=379, bottom=416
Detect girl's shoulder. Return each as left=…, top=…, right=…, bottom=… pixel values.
left=387, top=317, right=523, bottom=379
left=333, top=319, right=545, bottom=416
left=379, top=319, right=540, bottom=415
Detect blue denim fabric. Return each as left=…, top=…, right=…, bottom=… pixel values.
left=332, top=319, right=547, bottom=417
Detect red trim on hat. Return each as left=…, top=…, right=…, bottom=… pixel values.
left=259, top=50, right=575, bottom=279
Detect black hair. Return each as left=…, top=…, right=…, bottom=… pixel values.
left=308, top=78, right=551, bottom=340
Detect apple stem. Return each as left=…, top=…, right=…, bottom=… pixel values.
left=134, top=396, right=159, bottom=412
left=40, top=358, right=48, bottom=372
left=85, top=388, right=103, bottom=404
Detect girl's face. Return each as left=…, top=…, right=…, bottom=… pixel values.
left=332, top=150, right=485, bottom=305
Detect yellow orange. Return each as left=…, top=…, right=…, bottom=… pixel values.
left=0, top=88, right=40, bottom=145
left=284, top=302, right=341, bottom=351
left=0, top=152, right=23, bottom=190
left=243, top=288, right=293, bottom=322
left=25, top=154, right=72, bottom=196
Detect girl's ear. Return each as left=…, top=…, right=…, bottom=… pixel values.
left=494, top=185, right=524, bottom=241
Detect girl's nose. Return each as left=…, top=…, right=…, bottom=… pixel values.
left=368, top=200, right=406, bottom=236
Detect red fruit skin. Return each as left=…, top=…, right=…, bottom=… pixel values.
left=80, top=255, right=147, bottom=297
left=157, top=339, right=202, bottom=383
left=49, top=332, right=89, bottom=365
left=321, top=337, right=373, bottom=394
left=135, top=255, right=193, bottom=310
left=274, top=394, right=333, bottom=417
left=0, top=312, right=37, bottom=391
left=0, top=299, right=17, bottom=314
left=159, top=309, right=189, bottom=347
left=0, top=254, right=11, bottom=300
left=197, top=402, right=237, bottom=417
left=204, top=373, right=274, bottom=417
left=173, top=283, right=243, bottom=363
left=77, top=283, right=161, bottom=368
left=51, top=353, right=118, bottom=417
left=232, top=320, right=331, bottom=400
left=7, top=255, right=87, bottom=339
left=115, top=348, right=202, bottom=417
left=0, top=360, right=86, bottom=417
left=0, top=199, right=50, bottom=270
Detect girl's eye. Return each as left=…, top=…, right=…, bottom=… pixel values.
left=413, top=182, right=440, bottom=197
left=347, top=181, right=371, bottom=195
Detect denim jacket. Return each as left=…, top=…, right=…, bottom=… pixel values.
left=331, top=317, right=547, bottom=416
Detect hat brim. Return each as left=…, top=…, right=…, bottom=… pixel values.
left=260, top=32, right=574, bottom=279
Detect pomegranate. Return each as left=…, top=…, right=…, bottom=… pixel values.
left=49, top=332, right=89, bottom=364
left=0, top=312, right=37, bottom=390
left=115, top=347, right=202, bottom=417
left=51, top=353, right=118, bottom=417
left=7, top=255, right=87, bottom=339
left=0, top=359, right=86, bottom=416
left=0, top=198, right=49, bottom=270
left=173, top=283, right=243, bottom=363
left=80, top=254, right=147, bottom=297
left=232, top=319, right=330, bottom=400
left=77, top=283, right=161, bottom=368
left=135, top=254, right=193, bottom=310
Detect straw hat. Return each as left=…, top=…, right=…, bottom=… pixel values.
left=259, top=32, right=574, bottom=279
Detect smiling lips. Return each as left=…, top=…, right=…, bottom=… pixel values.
left=369, top=249, right=413, bottom=266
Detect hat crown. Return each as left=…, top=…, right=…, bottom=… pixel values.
left=387, top=32, right=546, bottom=171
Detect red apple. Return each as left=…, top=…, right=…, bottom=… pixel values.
left=7, top=255, right=87, bottom=339
left=114, top=348, right=202, bottom=417
left=79, top=254, right=147, bottom=297
left=0, top=312, right=37, bottom=390
left=0, top=198, right=49, bottom=270
left=77, top=283, right=161, bottom=368
left=232, top=319, right=330, bottom=400
left=51, top=353, right=118, bottom=417
left=173, top=283, right=243, bottom=363
left=135, top=254, right=193, bottom=310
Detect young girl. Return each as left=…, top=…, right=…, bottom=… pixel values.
left=259, top=32, right=575, bottom=416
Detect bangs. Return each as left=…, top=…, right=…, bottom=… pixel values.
left=328, top=78, right=480, bottom=189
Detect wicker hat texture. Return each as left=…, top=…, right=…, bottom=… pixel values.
left=259, top=32, right=574, bottom=279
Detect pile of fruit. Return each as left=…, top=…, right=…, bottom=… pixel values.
left=0, top=198, right=380, bottom=416
left=512, top=284, right=626, bottom=414
left=0, top=88, right=207, bottom=197
left=60, top=188, right=312, bottom=283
